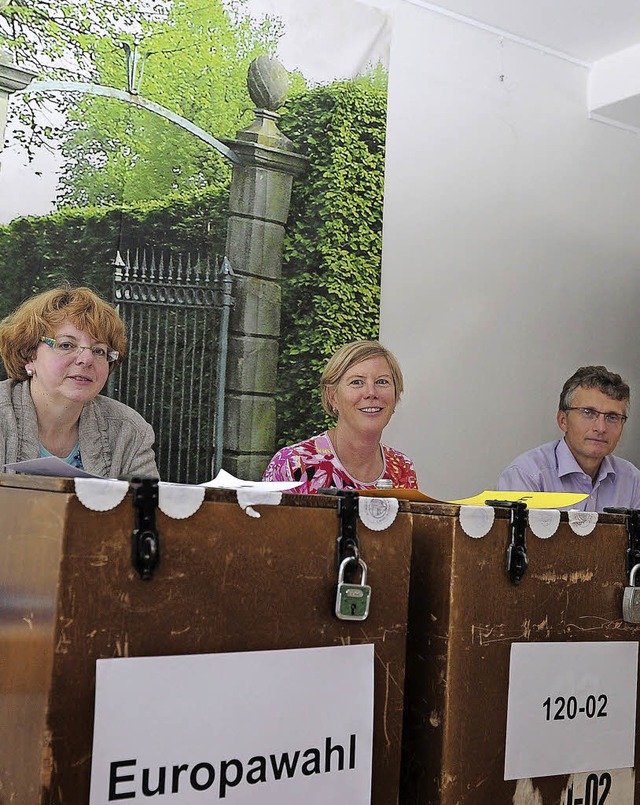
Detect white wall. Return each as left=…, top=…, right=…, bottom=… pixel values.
left=379, top=1, right=640, bottom=499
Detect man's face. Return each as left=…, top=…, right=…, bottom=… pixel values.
left=557, top=386, right=628, bottom=474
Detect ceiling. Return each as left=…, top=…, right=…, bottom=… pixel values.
left=420, top=0, right=640, bottom=63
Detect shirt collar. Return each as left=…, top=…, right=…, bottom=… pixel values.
left=556, top=437, right=615, bottom=482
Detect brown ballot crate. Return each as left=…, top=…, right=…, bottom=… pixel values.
left=400, top=501, right=639, bottom=804
left=0, top=475, right=412, bottom=804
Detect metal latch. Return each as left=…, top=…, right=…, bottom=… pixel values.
left=130, top=477, right=160, bottom=581
left=334, top=490, right=371, bottom=620
left=336, top=490, right=360, bottom=583
left=486, top=499, right=529, bottom=585
left=603, top=507, right=640, bottom=574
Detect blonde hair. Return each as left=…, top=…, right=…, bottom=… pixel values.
left=320, top=340, right=404, bottom=417
left=0, top=286, right=127, bottom=381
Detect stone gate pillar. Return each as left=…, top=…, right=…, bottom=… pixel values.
left=222, top=56, right=306, bottom=479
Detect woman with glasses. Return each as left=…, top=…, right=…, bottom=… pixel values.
left=262, top=340, right=417, bottom=493
left=0, top=286, right=158, bottom=477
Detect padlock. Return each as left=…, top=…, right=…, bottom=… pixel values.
left=622, top=563, right=640, bottom=623
left=335, top=557, right=371, bottom=621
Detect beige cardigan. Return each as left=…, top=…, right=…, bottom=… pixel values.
left=0, top=379, right=158, bottom=478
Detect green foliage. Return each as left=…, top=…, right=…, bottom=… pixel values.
left=2, top=0, right=284, bottom=197
left=1, top=0, right=152, bottom=155
left=0, top=0, right=146, bottom=75
left=57, top=0, right=283, bottom=205
left=0, top=183, right=229, bottom=322
left=275, top=80, right=387, bottom=446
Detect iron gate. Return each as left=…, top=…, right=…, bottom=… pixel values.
left=110, top=249, right=233, bottom=484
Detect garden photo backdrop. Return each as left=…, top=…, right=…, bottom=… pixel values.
left=0, top=0, right=392, bottom=476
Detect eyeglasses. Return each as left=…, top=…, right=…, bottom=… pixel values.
left=40, top=337, right=119, bottom=364
left=564, top=406, right=628, bottom=426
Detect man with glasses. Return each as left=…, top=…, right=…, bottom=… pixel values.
left=497, top=366, right=640, bottom=512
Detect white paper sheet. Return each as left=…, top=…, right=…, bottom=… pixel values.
left=201, top=467, right=302, bottom=491
left=4, top=456, right=100, bottom=478
left=504, top=642, right=638, bottom=780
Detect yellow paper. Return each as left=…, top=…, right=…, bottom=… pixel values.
left=359, top=488, right=439, bottom=502
left=448, top=490, right=588, bottom=509
left=359, top=488, right=588, bottom=509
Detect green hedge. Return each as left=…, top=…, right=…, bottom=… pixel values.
left=0, top=183, right=230, bottom=319
left=276, top=80, right=386, bottom=446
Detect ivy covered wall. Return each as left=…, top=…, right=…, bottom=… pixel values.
left=277, top=80, right=386, bottom=446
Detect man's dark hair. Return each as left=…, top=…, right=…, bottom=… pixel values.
left=559, top=365, right=630, bottom=412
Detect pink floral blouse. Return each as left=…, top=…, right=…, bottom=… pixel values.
left=262, top=431, right=418, bottom=494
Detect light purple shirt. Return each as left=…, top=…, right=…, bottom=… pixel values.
left=497, top=438, right=640, bottom=512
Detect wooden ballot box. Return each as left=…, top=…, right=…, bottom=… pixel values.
left=400, top=501, right=640, bottom=804
left=0, top=475, right=413, bottom=804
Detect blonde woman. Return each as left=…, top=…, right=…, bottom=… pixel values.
left=263, top=341, right=417, bottom=493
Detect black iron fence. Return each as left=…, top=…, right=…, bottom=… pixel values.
left=109, top=249, right=233, bottom=484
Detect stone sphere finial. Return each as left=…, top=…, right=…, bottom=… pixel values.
left=247, top=55, right=289, bottom=111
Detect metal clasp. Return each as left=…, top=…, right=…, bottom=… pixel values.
left=130, top=477, right=160, bottom=581
left=336, top=490, right=360, bottom=583
left=603, top=507, right=640, bottom=574
left=486, top=499, right=529, bottom=586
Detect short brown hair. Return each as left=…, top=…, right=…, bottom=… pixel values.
left=320, top=340, right=404, bottom=417
left=0, top=286, right=127, bottom=381
left=559, top=365, right=630, bottom=413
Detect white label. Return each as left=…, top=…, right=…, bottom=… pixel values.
left=458, top=505, right=495, bottom=538
left=359, top=496, right=399, bottom=531
left=504, top=642, right=638, bottom=780
left=89, top=644, right=374, bottom=804
left=560, top=768, right=635, bottom=805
